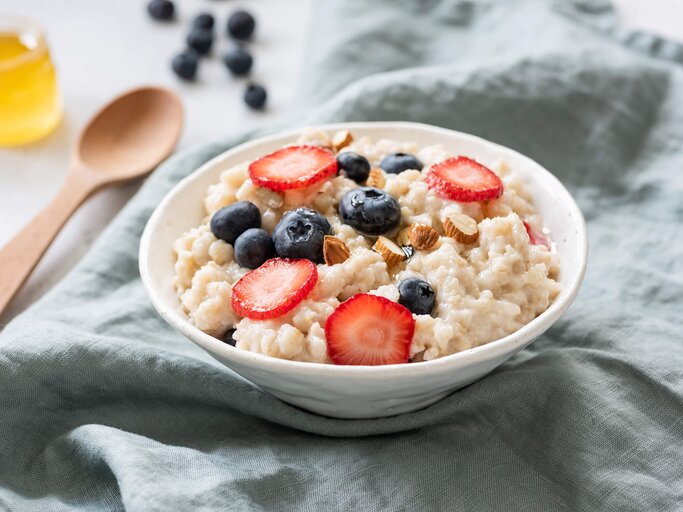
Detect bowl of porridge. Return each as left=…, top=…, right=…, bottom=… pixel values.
left=139, top=122, right=587, bottom=418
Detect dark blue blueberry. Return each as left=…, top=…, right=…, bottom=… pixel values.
left=398, top=278, right=435, bottom=315
left=210, top=201, right=261, bottom=244
left=273, top=207, right=332, bottom=263
left=336, top=152, right=371, bottom=184
left=147, top=0, right=174, bottom=20
left=338, top=187, right=401, bottom=236
left=224, top=328, right=237, bottom=346
left=244, top=84, right=267, bottom=109
left=380, top=153, right=423, bottom=174
left=223, top=47, right=253, bottom=75
left=171, top=51, right=198, bottom=80
left=227, top=10, right=256, bottom=40
left=187, top=28, right=213, bottom=55
left=234, top=228, right=276, bottom=269
left=193, top=13, right=214, bottom=30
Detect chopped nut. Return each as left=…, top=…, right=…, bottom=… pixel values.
left=255, top=187, right=284, bottom=209
left=323, top=235, right=350, bottom=265
left=332, top=129, right=354, bottom=152
left=443, top=213, right=479, bottom=244
left=366, top=168, right=386, bottom=188
left=408, top=224, right=439, bottom=250
left=372, top=236, right=406, bottom=267
left=411, top=349, right=426, bottom=362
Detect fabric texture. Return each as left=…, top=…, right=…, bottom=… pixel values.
left=2, top=0, right=682, bottom=510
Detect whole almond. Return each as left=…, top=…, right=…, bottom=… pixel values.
left=323, top=235, right=350, bottom=265
left=372, top=236, right=406, bottom=267
left=366, top=168, right=386, bottom=188
left=443, top=213, right=479, bottom=244
left=408, top=224, right=439, bottom=250
left=255, top=186, right=284, bottom=209
left=332, top=129, right=354, bottom=152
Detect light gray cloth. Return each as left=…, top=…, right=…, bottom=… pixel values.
left=1, top=0, right=682, bottom=510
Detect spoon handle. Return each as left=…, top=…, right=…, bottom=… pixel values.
left=0, top=173, right=94, bottom=314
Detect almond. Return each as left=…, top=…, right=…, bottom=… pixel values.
left=443, top=213, right=479, bottom=244
left=372, top=236, right=406, bottom=267
left=255, top=186, right=284, bottom=209
left=332, top=129, right=354, bottom=152
left=366, top=168, right=386, bottom=188
left=323, top=235, right=350, bottom=265
left=408, top=224, right=439, bottom=250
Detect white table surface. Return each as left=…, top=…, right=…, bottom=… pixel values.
left=0, top=0, right=679, bottom=326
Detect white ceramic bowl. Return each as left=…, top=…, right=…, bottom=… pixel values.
left=139, top=122, right=587, bottom=419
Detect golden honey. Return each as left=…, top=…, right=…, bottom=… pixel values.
left=0, top=19, right=61, bottom=146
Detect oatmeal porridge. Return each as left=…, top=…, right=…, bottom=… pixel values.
left=173, top=127, right=561, bottom=365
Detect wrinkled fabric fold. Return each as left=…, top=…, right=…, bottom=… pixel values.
left=1, top=0, right=682, bottom=510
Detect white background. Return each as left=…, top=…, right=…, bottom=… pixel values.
left=0, top=0, right=679, bottom=325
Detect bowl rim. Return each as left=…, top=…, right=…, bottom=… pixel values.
left=140, top=121, right=588, bottom=378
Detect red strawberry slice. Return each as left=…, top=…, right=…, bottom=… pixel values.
left=248, top=145, right=338, bottom=191
left=523, top=221, right=551, bottom=249
left=325, top=294, right=415, bottom=366
left=425, top=156, right=504, bottom=202
left=232, top=258, right=318, bottom=320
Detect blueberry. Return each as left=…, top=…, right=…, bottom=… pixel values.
left=339, top=187, right=401, bottom=236
left=147, top=0, right=174, bottom=20
left=244, top=84, right=267, bottom=110
left=336, top=152, right=371, bottom=184
left=380, top=153, right=423, bottom=174
left=171, top=51, right=198, bottom=80
left=223, top=47, right=253, bottom=76
left=398, top=278, right=435, bottom=315
left=273, top=207, right=332, bottom=263
left=193, top=13, right=214, bottom=30
left=210, top=201, right=261, bottom=244
left=227, top=10, right=256, bottom=40
left=224, top=328, right=237, bottom=346
left=234, top=228, right=276, bottom=269
left=187, top=28, right=213, bottom=55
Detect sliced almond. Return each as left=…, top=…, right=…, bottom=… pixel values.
left=332, top=129, right=354, bottom=152
left=372, top=236, right=406, bottom=267
left=443, top=213, right=479, bottom=244
left=411, top=349, right=426, bottom=362
left=366, top=168, right=386, bottom=189
left=408, top=224, right=439, bottom=250
left=323, top=235, right=350, bottom=265
left=255, top=187, right=284, bottom=209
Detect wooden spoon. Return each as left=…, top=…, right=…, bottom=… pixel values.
left=0, top=86, right=183, bottom=314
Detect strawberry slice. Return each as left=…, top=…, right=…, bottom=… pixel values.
left=325, top=294, right=415, bottom=366
left=232, top=258, right=318, bottom=320
left=523, top=221, right=551, bottom=249
left=425, top=156, right=503, bottom=202
left=249, top=145, right=338, bottom=191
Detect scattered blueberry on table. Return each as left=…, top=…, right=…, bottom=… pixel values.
left=398, top=278, right=436, bottom=315
left=186, top=28, right=213, bottom=55
left=273, top=208, right=332, bottom=263
left=244, top=84, right=267, bottom=110
left=171, top=51, right=198, bottom=80
left=234, top=228, right=276, bottom=269
left=223, top=47, right=253, bottom=76
left=210, top=201, right=261, bottom=244
left=227, top=10, right=256, bottom=40
left=336, top=152, right=371, bottom=183
left=192, top=12, right=214, bottom=30
left=147, top=0, right=175, bottom=21
left=380, top=153, right=424, bottom=174
left=339, top=187, right=402, bottom=236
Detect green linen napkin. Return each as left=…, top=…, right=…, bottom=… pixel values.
left=1, top=0, right=682, bottom=510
